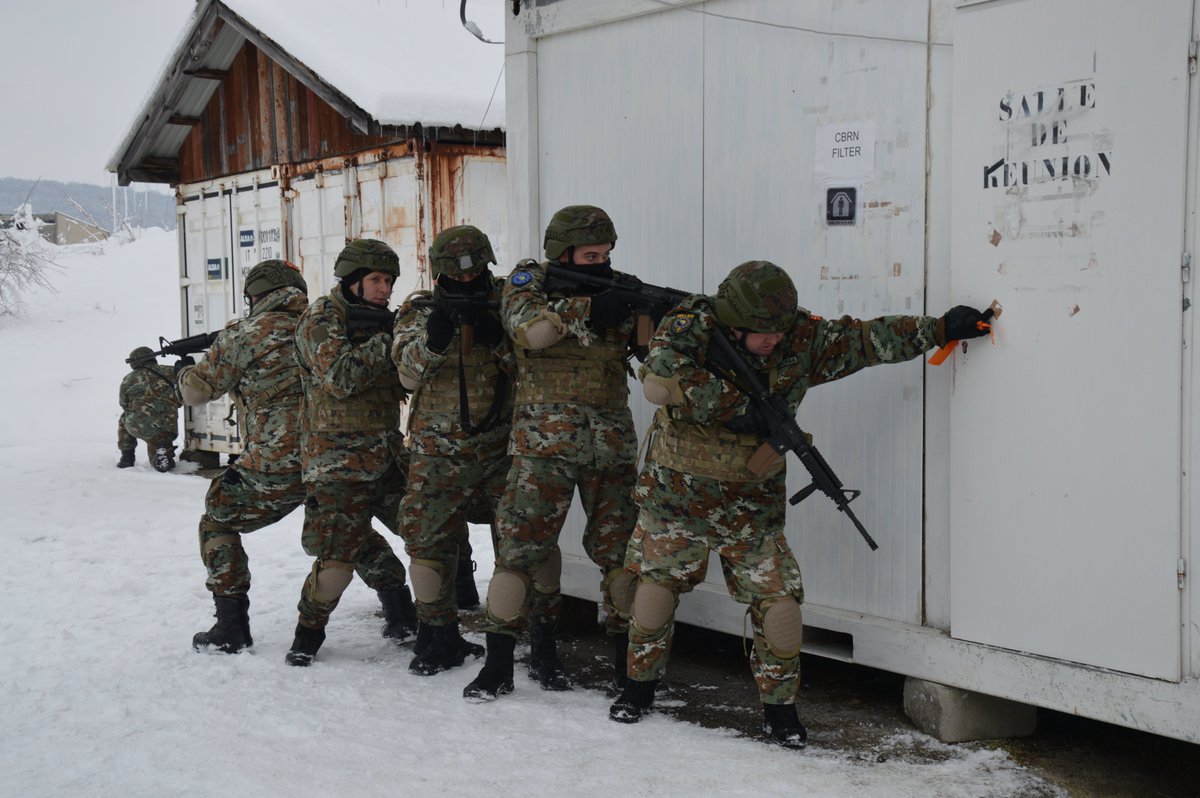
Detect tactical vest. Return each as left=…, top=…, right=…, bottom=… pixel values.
left=411, top=346, right=504, bottom=417
left=647, top=407, right=784, bottom=482
left=231, top=361, right=302, bottom=438
left=303, top=379, right=403, bottom=433
left=514, top=329, right=629, bottom=409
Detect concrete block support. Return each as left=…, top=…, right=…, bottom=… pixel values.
left=903, top=677, right=1038, bottom=743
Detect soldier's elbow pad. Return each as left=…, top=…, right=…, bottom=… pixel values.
left=515, top=313, right=566, bottom=350
left=397, top=369, right=421, bottom=391
left=642, top=374, right=684, bottom=406
left=178, top=369, right=214, bottom=406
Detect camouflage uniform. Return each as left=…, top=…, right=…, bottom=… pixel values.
left=486, top=258, right=640, bottom=639
left=117, top=351, right=180, bottom=466
left=614, top=261, right=985, bottom=745
left=393, top=275, right=514, bottom=627
left=288, top=242, right=416, bottom=665
left=177, top=285, right=309, bottom=598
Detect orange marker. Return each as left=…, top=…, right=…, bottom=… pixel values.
left=928, top=300, right=1002, bottom=366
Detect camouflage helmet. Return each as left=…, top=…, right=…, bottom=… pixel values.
left=333, top=239, right=400, bottom=279
left=243, top=259, right=307, bottom=299
left=714, top=261, right=798, bottom=333
left=543, top=205, right=617, bottom=261
left=127, top=346, right=155, bottom=366
left=429, top=225, right=496, bottom=277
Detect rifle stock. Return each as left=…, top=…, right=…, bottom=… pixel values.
left=345, top=305, right=396, bottom=339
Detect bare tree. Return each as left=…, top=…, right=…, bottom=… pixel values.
left=0, top=203, right=60, bottom=316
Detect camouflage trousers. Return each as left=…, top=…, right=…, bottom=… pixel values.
left=398, top=450, right=507, bottom=626
left=296, top=464, right=409, bottom=629
left=624, top=461, right=805, bottom=704
left=117, top=414, right=176, bottom=455
left=482, top=453, right=638, bottom=637
left=198, top=465, right=306, bottom=596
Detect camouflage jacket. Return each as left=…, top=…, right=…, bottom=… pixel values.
left=640, top=295, right=939, bottom=479
left=177, top=286, right=308, bottom=474
left=500, top=259, right=638, bottom=468
left=392, top=277, right=515, bottom=459
left=295, top=285, right=407, bottom=482
left=119, top=362, right=180, bottom=440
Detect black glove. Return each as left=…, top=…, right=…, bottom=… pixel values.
left=471, top=314, right=506, bottom=348
left=724, top=399, right=775, bottom=437
left=174, top=356, right=195, bottom=375
left=938, top=305, right=990, bottom=344
left=589, top=291, right=631, bottom=328
left=426, top=306, right=456, bottom=353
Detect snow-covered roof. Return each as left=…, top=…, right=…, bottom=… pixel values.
left=108, top=0, right=506, bottom=185
left=229, top=0, right=506, bottom=130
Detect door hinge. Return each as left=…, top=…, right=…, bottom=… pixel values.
left=1190, top=40, right=1198, bottom=74
left=1183, top=252, right=1192, bottom=284
left=1179, top=558, right=1188, bottom=589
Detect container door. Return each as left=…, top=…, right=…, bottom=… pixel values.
left=949, top=0, right=1191, bottom=679
left=289, top=170, right=349, bottom=297
left=179, top=183, right=239, bottom=453
left=230, top=176, right=286, bottom=316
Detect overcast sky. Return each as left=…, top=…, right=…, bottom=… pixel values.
left=0, top=0, right=196, bottom=188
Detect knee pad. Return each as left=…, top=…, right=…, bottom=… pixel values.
left=760, top=597, right=803, bottom=659
left=604, top=568, right=638, bottom=617
left=531, top=547, right=561, bottom=595
left=408, top=559, right=443, bottom=604
left=631, top=581, right=676, bottom=634
left=485, top=568, right=529, bottom=623
left=312, top=560, right=355, bottom=603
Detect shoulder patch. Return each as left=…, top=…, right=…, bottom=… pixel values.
left=510, top=270, right=533, bottom=287
left=669, top=313, right=696, bottom=334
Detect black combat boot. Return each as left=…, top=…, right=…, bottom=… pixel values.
left=412, top=620, right=435, bottom=657
left=455, top=558, right=481, bottom=611
left=285, top=623, right=326, bottom=666
left=409, top=622, right=485, bottom=676
left=377, top=587, right=418, bottom=642
left=610, top=632, right=630, bottom=691
left=762, top=703, right=808, bottom=749
left=528, top=622, right=572, bottom=690
left=462, top=632, right=516, bottom=701
left=192, top=595, right=253, bottom=654
left=608, top=678, right=657, bottom=723
left=117, top=450, right=135, bottom=468
left=152, top=445, right=175, bottom=472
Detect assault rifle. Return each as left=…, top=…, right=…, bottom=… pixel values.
left=143, top=331, right=220, bottom=361
left=541, top=265, right=875, bottom=547
left=411, top=290, right=500, bottom=350
left=345, top=304, right=396, bottom=339
left=543, top=265, right=692, bottom=345
left=706, top=331, right=879, bottom=551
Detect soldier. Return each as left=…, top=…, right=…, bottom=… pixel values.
left=176, top=259, right=310, bottom=654
left=608, top=260, right=991, bottom=748
left=392, top=224, right=513, bottom=675
left=117, top=346, right=181, bottom=471
left=286, top=238, right=418, bottom=666
left=463, top=205, right=641, bottom=701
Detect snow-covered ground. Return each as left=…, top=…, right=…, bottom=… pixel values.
left=0, top=230, right=1060, bottom=797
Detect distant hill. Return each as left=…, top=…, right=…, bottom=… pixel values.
left=0, top=177, right=176, bottom=232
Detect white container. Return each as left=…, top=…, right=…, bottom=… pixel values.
left=177, top=148, right=508, bottom=454
left=505, top=0, right=1199, bottom=742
